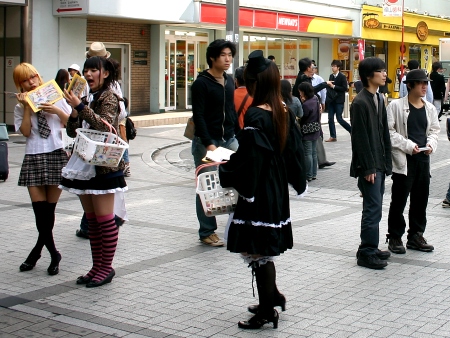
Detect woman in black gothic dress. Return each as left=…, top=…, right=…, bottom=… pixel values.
left=219, top=50, right=307, bottom=330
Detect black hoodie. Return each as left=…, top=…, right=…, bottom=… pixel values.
left=191, top=70, right=237, bottom=147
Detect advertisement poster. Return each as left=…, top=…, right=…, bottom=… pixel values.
left=338, top=39, right=350, bottom=61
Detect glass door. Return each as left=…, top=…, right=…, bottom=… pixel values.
left=165, top=40, right=176, bottom=109
left=165, top=30, right=209, bottom=110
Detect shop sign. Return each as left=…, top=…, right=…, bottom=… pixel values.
left=357, top=39, right=365, bottom=61
left=383, top=0, right=402, bottom=17
left=133, top=60, right=147, bottom=65
left=421, top=46, right=432, bottom=72
left=381, top=23, right=402, bottom=31
left=278, top=14, right=299, bottom=31
left=416, top=21, right=429, bottom=41
left=53, top=0, right=88, bottom=15
left=364, top=18, right=380, bottom=29
left=134, top=51, right=147, bottom=58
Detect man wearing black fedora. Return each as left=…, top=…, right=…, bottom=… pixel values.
left=386, top=69, right=440, bottom=254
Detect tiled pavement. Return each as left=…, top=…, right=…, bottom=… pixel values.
left=2, top=114, right=450, bottom=337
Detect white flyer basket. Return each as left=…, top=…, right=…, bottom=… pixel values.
left=196, top=162, right=238, bottom=217
left=73, top=120, right=129, bottom=167
left=61, top=128, right=75, bottom=155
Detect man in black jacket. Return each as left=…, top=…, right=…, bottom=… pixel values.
left=350, top=57, right=393, bottom=269
left=292, top=57, right=328, bottom=100
left=430, top=61, right=446, bottom=119
left=191, top=39, right=238, bottom=247
left=325, top=60, right=351, bottom=142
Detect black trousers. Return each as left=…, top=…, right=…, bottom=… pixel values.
left=387, top=157, right=430, bottom=239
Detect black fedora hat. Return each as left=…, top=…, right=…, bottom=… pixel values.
left=247, top=50, right=271, bottom=75
left=403, top=69, right=432, bottom=83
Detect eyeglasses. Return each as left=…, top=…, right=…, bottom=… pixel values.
left=375, top=69, right=387, bottom=74
left=21, top=74, right=38, bottom=85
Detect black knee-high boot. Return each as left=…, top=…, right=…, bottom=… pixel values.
left=238, top=261, right=279, bottom=329
left=20, top=201, right=47, bottom=271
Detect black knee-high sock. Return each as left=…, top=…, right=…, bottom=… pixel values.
left=254, top=261, right=276, bottom=318
left=44, top=202, right=58, bottom=257
left=27, top=201, right=47, bottom=261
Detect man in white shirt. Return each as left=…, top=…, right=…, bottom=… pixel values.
left=399, top=60, right=433, bottom=102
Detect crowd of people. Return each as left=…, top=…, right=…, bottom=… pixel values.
left=14, top=42, right=130, bottom=288
left=190, top=39, right=445, bottom=329
left=11, top=37, right=447, bottom=330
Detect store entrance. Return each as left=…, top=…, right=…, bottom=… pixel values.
left=165, top=31, right=209, bottom=110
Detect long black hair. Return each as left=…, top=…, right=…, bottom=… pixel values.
left=280, top=79, right=293, bottom=105
left=83, top=56, right=117, bottom=91
left=55, top=69, right=70, bottom=90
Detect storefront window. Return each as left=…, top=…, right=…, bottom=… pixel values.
left=243, top=34, right=318, bottom=84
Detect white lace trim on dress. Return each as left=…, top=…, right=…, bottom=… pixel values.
left=241, top=195, right=255, bottom=203
left=241, top=254, right=275, bottom=266
left=58, top=185, right=128, bottom=196
left=232, top=217, right=291, bottom=228
left=244, top=126, right=259, bottom=131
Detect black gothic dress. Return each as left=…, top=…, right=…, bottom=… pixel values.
left=219, top=107, right=307, bottom=256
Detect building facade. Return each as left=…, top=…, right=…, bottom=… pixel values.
left=3, top=0, right=450, bottom=125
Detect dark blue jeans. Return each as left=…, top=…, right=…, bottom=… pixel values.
left=327, top=102, right=351, bottom=139
left=357, top=171, right=385, bottom=256
left=192, top=136, right=238, bottom=239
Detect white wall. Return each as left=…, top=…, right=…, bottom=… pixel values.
left=318, top=38, right=333, bottom=79
left=356, top=0, right=450, bottom=17
left=32, top=1, right=86, bottom=87
left=88, top=0, right=195, bottom=22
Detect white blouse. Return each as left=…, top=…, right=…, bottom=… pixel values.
left=14, top=99, right=72, bottom=155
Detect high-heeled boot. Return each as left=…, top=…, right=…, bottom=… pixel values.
left=238, top=261, right=279, bottom=329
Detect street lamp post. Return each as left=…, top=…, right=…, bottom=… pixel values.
left=226, top=0, right=239, bottom=74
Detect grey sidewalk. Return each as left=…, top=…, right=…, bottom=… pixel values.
left=2, top=116, right=450, bottom=337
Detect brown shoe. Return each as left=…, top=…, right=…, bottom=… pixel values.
left=325, top=138, right=337, bottom=142
left=200, top=233, right=224, bottom=247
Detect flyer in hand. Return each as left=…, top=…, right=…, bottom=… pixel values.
left=203, top=147, right=235, bottom=162
left=67, top=74, right=87, bottom=98
left=25, top=79, right=64, bottom=112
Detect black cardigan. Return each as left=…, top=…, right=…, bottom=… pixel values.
left=350, top=89, right=392, bottom=178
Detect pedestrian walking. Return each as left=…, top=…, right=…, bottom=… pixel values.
left=234, top=66, right=252, bottom=129
left=191, top=39, right=238, bottom=247
left=280, top=79, right=303, bottom=120
left=386, top=69, right=439, bottom=254
left=430, top=61, right=446, bottom=120
left=350, top=57, right=392, bottom=270
left=13, top=63, right=70, bottom=275
left=325, top=60, right=351, bottom=142
left=299, top=82, right=320, bottom=181
left=61, top=56, right=127, bottom=287
left=219, top=50, right=307, bottom=329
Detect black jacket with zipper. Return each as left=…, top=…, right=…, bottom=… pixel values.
left=350, top=88, right=392, bottom=178
left=191, top=70, right=237, bottom=147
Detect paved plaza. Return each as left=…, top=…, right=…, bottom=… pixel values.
left=2, top=114, right=450, bottom=337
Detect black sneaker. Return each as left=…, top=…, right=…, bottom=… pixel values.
left=357, top=254, right=387, bottom=269
left=75, top=229, right=89, bottom=239
left=387, top=237, right=406, bottom=254
left=356, top=249, right=390, bottom=260
left=406, top=233, right=434, bottom=252
left=442, top=198, right=450, bottom=208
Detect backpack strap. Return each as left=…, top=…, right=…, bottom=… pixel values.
left=237, top=93, right=250, bottom=117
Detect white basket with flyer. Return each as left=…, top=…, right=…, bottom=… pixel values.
left=73, top=119, right=129, bottom=167
left=61, top=128, right=75, bottom=155
left=196, top=162, right=238, bottom=217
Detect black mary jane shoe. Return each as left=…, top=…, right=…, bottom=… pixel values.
left=19, top=254, right=41, bottom=272
left=47, top=252, right=61, bottom=276
left=248, top=294, right=286, bottom=314
left=238, top=309, right=279, bottom=329
left=20, top=261, right=36, bottom=272
left=86, top=269, right=115, bottom=288
left=76, top=275, right=92, bottom=285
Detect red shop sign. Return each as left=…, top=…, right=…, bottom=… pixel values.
left=277, top=14, right=299, bottom=31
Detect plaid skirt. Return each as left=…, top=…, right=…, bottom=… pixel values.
left=18, top=148, right=68, bottom=186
